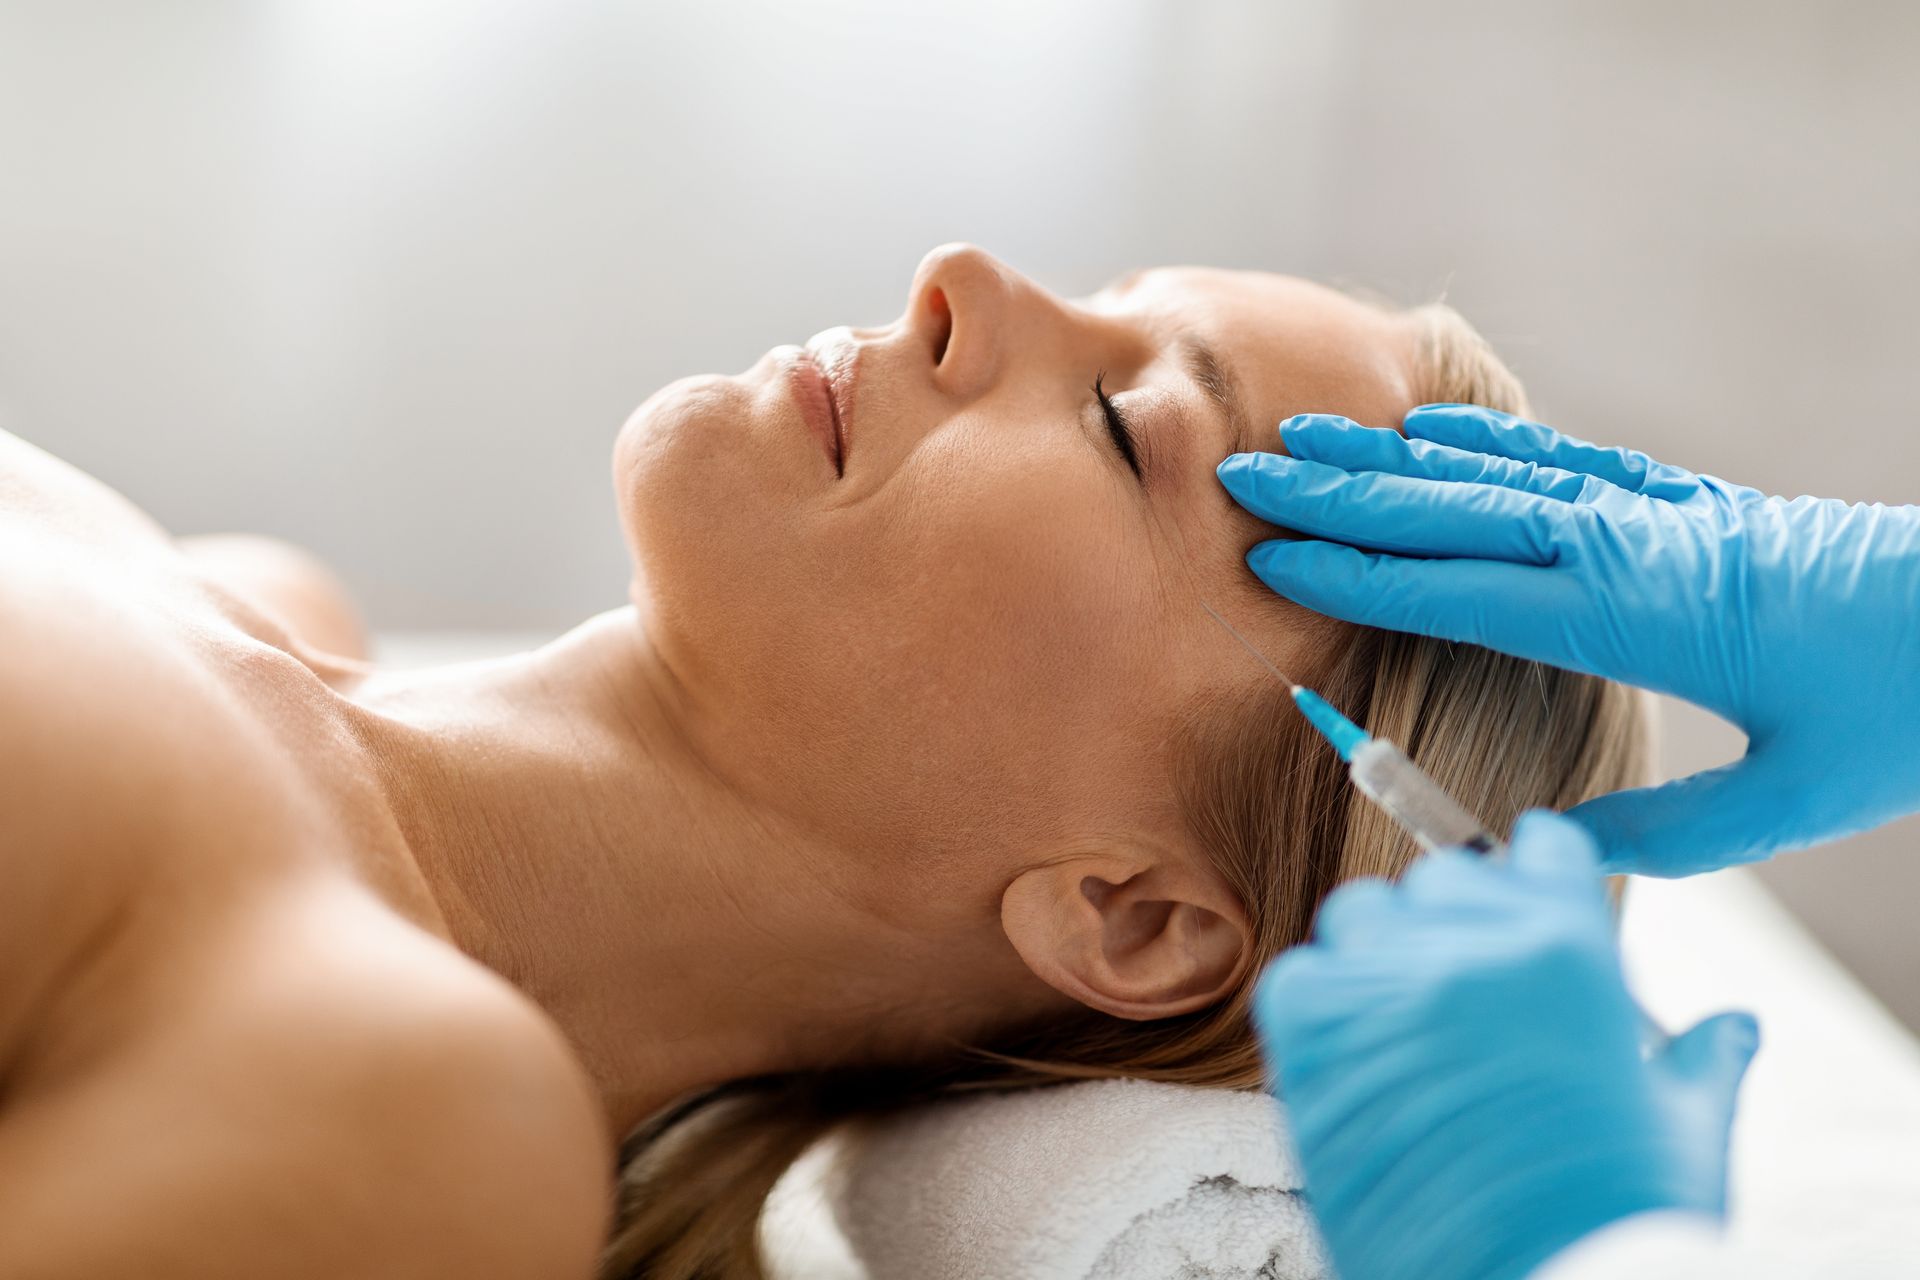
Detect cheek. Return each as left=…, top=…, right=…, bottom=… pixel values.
left=831, top=453, right=1174, bottom=851
left=869, top=450, right=1156, bottom=727
left=667, top=419, right=1175, bottom=858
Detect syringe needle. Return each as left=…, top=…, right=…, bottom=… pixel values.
left=1199, top=600, right=1300, bottom=690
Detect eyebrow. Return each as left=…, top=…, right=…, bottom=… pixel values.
left=1178, top=335, right=1253, bottom=456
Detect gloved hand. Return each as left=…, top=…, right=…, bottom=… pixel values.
left=1218, top=404, right=1920, bottom=875
left=1256, top=811, right=1758, bottom=1280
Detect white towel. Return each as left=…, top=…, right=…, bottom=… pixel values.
left=806, top=1078, right=1331, bottom=1280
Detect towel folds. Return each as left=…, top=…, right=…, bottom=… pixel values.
left=767, top=1077, right=1330, bottom=1280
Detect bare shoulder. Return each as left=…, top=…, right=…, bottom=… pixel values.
left=0, top=526, right=611, bottom=1274
left=0, top=545, right=282, bottom=1074
left=0, top=878, right=614, bottom=1279
left=175, top=532, right=371, bottom=661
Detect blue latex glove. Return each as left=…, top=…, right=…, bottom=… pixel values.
left=1257, top=811, right=1758, bottom=1280
left=1218, top=405, right=1920, bottom=876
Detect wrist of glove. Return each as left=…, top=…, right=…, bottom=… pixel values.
left=1218, top=404, right=1920, bottom=875
left=1256, top=812, right=1759, bottom=1280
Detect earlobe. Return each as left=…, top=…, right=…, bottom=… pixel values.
left=1000, top=851, right=1252, bottom=1021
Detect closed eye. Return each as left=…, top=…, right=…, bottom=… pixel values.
left=1093, top=371, right=1142, bottom=481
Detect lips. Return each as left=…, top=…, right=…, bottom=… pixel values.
left=806, top=334, right=858, bottom=473
left=786, top=351, right=844, bottom=474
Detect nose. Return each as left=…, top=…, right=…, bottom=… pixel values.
left=905, top=243, right=1016, bottom=400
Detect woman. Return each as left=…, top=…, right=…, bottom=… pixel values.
left=0, top=244, right=1645, bottom=1280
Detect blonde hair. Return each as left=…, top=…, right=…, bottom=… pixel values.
left=597, top=301, right=1652, bottom=1280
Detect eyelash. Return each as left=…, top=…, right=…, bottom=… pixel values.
left=1092, top=371, right=1142, bottom=479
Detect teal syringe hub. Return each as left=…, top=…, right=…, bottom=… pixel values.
left=1291, top=685, right=1369, bottom=762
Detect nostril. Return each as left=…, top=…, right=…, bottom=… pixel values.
left=928, top=287, right=952, bottom=365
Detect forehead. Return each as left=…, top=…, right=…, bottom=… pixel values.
left=1106, top=266, right=1420, bottom=438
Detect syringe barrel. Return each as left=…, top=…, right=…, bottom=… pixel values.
left=1348, top=737, right=1505, bottom=856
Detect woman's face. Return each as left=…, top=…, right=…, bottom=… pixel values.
left=613, top=244, right=1420, bottom=898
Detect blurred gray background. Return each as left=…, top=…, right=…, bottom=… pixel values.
left=3, top=1, right=1916, bottom=1027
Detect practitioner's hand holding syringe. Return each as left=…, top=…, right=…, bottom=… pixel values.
left=1217, top=404, right=1920, bottom=877
left=1254, top=812, right=1759, bottom=1280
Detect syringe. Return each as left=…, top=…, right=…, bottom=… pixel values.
left=1200, top=601, right=1670, bottom=1053
left=1289, top=683, right=1505, bottom=856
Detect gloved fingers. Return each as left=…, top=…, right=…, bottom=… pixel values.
left=1506, top=810, right=1605, bottom=883
left=1279, top=413, right=1612, bottom=504
left=1252, top=947, right=1341, bottom=1046
left=1655, top=1010, right=1761, bottom=1088
left=1244, top=539, right=1597, bottom=671
left=1566, top=756, right=1793, bottom=877
left=1286, top=1056, right=1461, bottom=1211
left=1255, top=944, right=1423, bottom=1030
left=1218, top=453, right=1574, bottom=564
left=1403, top=403, right=1702, bottom=501
left=1395, top=848, right=1503, bottom=907
left=1309, top=876, right=1401, bottom=947
left=1257, top=961, right=1444, bottom=1087
left=1652, top=1010, right=1760, bottom=1187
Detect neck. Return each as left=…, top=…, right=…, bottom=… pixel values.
left=326, top=607, right=1035, bottom=1139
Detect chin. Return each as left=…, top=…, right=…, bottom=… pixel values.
left=615, top=374, right=737, bottom=498
left=614, top=372, right=760, bottom=559
left=611, top=369, right=819, bottom=690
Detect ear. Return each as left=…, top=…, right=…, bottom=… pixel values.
left=1000, top=849, right=1253, bottom=1020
